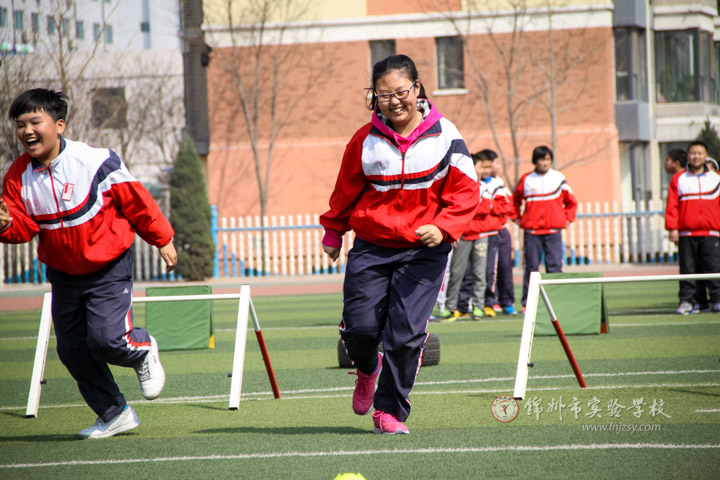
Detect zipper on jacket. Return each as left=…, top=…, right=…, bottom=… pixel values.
left=47, top=167, right=64, bottom=228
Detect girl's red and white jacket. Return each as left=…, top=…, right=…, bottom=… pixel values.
left=0, top=138, right=174, bottom=275
left=664, top=167, right=720, bottom=237
left=320, top=100, right=479, bottom=249
left=513, top=168, right=577, bottom=235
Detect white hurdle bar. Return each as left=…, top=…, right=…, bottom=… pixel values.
left=513, top=272, right=720, bottom=401
left=25, top=285, right=280, bottom=418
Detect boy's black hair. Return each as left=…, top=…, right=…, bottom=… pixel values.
left=667, top=149, right=687, bottom=168
left=471, top=149, right=498, bottom=164
left=367, top=54, right=428, bottom=111
left=532, top=145, right=553, bottom=165
left=9, top=88, right=68, bottom=122
left=687, top=140, right=708, bottom=153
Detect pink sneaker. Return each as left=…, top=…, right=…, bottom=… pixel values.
left=372, top=410, right=409, bottom=435
left=349, top=352, right=382, bottom=415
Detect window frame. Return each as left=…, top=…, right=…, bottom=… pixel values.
left=436, top=36, right=465, bottom=90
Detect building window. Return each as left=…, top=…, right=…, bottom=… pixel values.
left=436, top=36, right=464, bottom=89
left=47, top=16, right=56, bottom=35
left=369, top=40, right=395, bottom=67
left=91, top=87, right=127, bottom=129
left=615, top=28, right=648, bottom=102
left=104, top=25, right=113, bottom=44
left=76, top=20, right=84, bottom=40
left=61, top=18, right=68, bottom=37
left=715, top=42, right=720, bottom=104
left=31, top=13, right=39, bottom=34
left=0, top=8, right=7, bottom=28
left=14, top=10, right=24, bottom=30
left=93, top=23, right=100, bottom=41
left=140, top=21, right=150, bottom=33
left=654, top=29, right=714, bottom=103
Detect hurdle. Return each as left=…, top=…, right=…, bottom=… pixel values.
left=513, top=271, right=720, bottom=400
left=25, top=285, right=279, bottom=418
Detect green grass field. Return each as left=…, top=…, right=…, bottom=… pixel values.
left=1, top=281, right=719, bottom=479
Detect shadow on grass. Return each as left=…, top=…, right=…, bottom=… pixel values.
left=0, top=433, right=96, bottom=442
left=196, top=426, right=368, bottom=435
left=668, top=388, right=720, bottom=398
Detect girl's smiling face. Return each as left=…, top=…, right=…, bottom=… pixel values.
left=374, top=69, right=421, bottom=135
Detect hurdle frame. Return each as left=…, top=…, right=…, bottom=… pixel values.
left=513, top=271, right=720, bottom=400
left=25, top=285, right=279, bottom=418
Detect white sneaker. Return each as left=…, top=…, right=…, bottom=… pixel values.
left=78, top=405, right=140, bottom=439
left=676, top=301, right=694, bottom=315
left=135, top=335, right=165, bottom=400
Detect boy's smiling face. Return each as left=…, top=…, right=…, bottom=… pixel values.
left=15, top=109, right=65, bottom=166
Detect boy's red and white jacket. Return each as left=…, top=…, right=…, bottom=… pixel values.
left=664, top=167, right=720, bottom=237
left=513, top=168, right=577, bottom=235
left=320, top=100, right=479, bottom=248
left=0, top=138, right=174, bottom=275
left=459, top=181, right=492, bottom=241
left=469, top=175, right=513, bottom=239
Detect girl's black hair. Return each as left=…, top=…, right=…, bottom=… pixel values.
left=9, top=88, right=68, bottom=122
left=367, top=54, right=427, bottom=110
left=531, top=145, right=554, bottom=165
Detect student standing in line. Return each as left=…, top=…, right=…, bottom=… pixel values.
left=665, top=141, right=720, bottom=315
left=513, top=146, right=577, bottom=310
left=320, top=55, right=478, bottom=434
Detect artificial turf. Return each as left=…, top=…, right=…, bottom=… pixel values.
left=0, top=282, right=719, bottom=479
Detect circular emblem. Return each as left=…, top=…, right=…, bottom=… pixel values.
left=491, top=395, right=519, bottom=422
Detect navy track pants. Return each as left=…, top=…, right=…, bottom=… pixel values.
left=46, top=247, right=152, bottom=422
left=340, top=238, right=451, bottom=422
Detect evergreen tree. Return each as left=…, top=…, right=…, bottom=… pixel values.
left=695, top=118, right=720, bottom=162
left=169, top=136, right=215, bottom=280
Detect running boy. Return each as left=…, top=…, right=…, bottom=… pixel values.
left=513, top=146, right=577, bottom=309
left=320, top=55, right=478, bottom=434
left=0, top=89, right=177, bottom=439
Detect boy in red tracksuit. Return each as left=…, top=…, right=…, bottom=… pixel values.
left=481, top=150, right=515, bottom=316
left=513, top=145, right=577, bottom=308
left=442, top=153, right=493, bottom=320
left=0, top=88, right=177, bottom=439
left=665, top=140, right=720, bottom=314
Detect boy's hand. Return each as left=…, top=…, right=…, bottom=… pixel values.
left=0, top=201, right=11, bottom=228
left=415, top=224, right=444, bottom=248
left=158, top=241, right=178, bottom=272
left=669, top=229, right=679, bottom=244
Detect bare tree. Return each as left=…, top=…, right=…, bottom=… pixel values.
left=0, top=1, right=183, bottom=188
left=206, top=0, right=333, bottom=220
left=433, top=0, right=606, bottom=186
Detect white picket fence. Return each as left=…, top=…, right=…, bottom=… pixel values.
left=0, top=201, right=676, bottom=287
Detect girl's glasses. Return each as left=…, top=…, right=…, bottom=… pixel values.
left=374, top=80, right=417, bottom=103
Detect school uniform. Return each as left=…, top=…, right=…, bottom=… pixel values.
left=664, top=167, right=720, bottom=305
left=0, top=138, right=174, bottom=422
left=513, top=168, right=577, bottom=306
left=320, top=100, right=478, bottom=421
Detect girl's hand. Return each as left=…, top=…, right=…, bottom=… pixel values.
left=415, top=224, right=444, bottom=248
left=323, top=244, right=340, bottom=262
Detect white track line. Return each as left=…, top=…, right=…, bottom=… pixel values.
left=2, top=380, right=719, bottom=412
left=2, top=443, right=719, bottom=469
left=696, top=408, right=720, bottom=413
left=3, top=318, right=719, bottom=341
